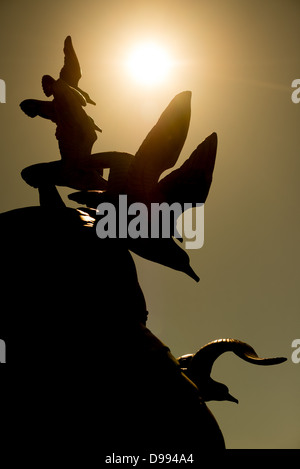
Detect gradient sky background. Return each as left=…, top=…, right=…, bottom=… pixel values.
left=1, top=0, right=299, bottom=449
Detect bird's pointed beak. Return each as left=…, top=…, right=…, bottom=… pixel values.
left=227, top=393, right=239, bottom=404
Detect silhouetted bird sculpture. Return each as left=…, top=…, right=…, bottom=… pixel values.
left=68, top=92, right=218, bottom=281
left=178, top=338, right=287, bottom=403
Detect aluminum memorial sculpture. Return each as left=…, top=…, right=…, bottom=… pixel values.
left=0, top=36, right=286, bottom=458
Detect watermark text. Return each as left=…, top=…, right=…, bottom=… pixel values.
left=291, top=339, right=300, bottom=363
left=0, top=339, right=6, bottom=363
left=95, top=195, right=204, bottom=249
left=291, top=79, right=300, bottom=103
left=0, top=79, right=6, bottom=103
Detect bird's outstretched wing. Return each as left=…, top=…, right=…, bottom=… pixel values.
left=60, top=35, right=81, bottom=88
left=158, top=132, right=218, bottom=206
left=127, top=91, right=191, bottom=201
left=60, top=36, right=96, bottom=105
left=20, top=99, right=56, bottom=122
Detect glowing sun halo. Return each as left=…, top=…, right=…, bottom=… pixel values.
left=126, top=43, right=172, bottom=86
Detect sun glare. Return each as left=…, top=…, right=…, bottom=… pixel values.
left=126, top=42, right=173, bottom=86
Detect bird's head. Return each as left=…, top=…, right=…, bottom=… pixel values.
left=201, top=379, right=238, bottom=404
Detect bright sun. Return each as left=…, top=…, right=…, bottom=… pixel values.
left=126, top=42, right=173, bottom=86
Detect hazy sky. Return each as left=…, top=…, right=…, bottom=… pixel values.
left=1, top=0, right=299, bottom=449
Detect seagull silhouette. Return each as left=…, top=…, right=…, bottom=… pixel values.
left=67, top=92, right=200, bottom=281
left=69, top=91, right=217, bottom=281
left=178, top=339, right=287, bottom=403
left=68, top=92, right=217, bottom=281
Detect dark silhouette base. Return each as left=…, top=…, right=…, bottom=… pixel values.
left=0, top=206, right=225, bottom=459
